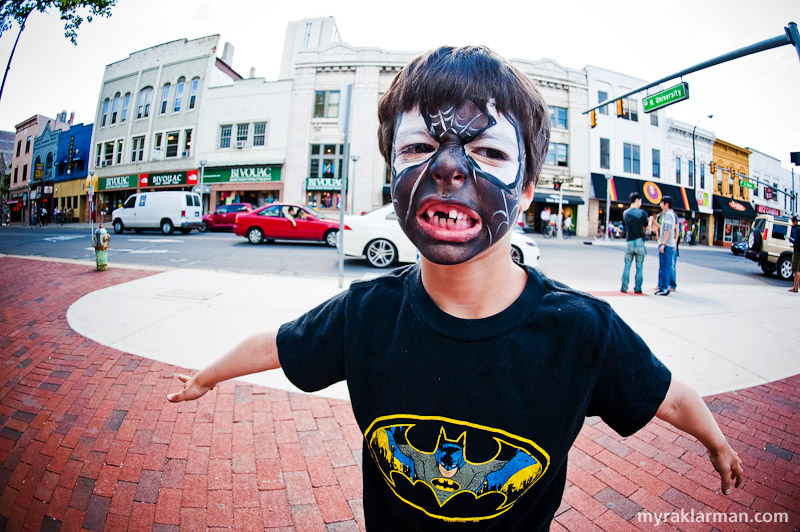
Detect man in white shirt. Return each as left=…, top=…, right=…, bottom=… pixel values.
left=655, top=196, right=677, bottom=296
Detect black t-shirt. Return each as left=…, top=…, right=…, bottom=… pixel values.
left=791, top=225, right=800, bottom=254
left=623, top=207, right=648, bottom=241
left=278, top=265, right=671, bottom=531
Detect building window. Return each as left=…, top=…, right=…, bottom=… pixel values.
left=131, top=136, right=145, bottom=162
left=548, top=106, right=568, bottom=129
left=219, top=125, right=232, bottom=149
left=34, top=156, right=42, bottom=180
left=173, top=77, right=185, bottom=112
left=13, top=167, right=18, bottom=184
left=310, top=144, right=343, bottom=178
left=45, top=153, right=53, bottom=178
left=545, top=143, right=568, bottom=167
left=111, top=93, right=120, bottom=124
left=650, top=113, right=658, bottom=126
left=688, top=160, right=694, bottom=187
left=314, top=91, right=340, bottom=118
left=253, top=122, right=267, bottom=146
left=165, top=131, right=180, bottom=158
left=597, top=90, right=608, bottom=115
left=26, top=136, right=31, bottom=153
left=623, top=143, right=640, bottom=174
left=116, top=140, right=124, bottom=164
left=95, top=143, right=101, bottom=167
left=16, top=140, right=21, bottom=157
left=121, top=93, right=130, bottom=122
left=700, top=164, right=705, bottom=189
left=103, top=141, right=114, bottom=166
left=675, top=156, right=681, bottom=184
left=620, top=98, right=638, bottom=122
left=22, top=164, right=27, bottom=182
left=160, top=83, right=171, bottom=114
left=101, top=98, right=109, bottom=126
left=188, top=78, right=199, bottom=109
left=236, top=124, right=248, bottom=147
left=153, top=133, right=163, bottom=160
left=600, top=138, right=610, bottom=169
left=137, top=87, right=153, bottom=119
left=652, top=149, right=660, bottom=178
left=183, top=129, right=192, bottom=157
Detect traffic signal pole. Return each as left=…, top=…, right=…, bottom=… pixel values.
left=584, top=22, right=800, bottom=115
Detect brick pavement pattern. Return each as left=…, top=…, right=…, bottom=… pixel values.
left=0, top=256, right=798, bottom=531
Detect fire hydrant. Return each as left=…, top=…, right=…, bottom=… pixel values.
left=93, top=225, right=110, bottom=271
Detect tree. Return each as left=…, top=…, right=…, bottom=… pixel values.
left=0, top=0, right=117, bottom=103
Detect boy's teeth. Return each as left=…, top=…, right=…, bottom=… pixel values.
left=449, top=209, right=458, bottom=220
left=427, top=208, right=435, bottom=219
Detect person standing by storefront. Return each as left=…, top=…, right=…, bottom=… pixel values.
left=621, top=192, right=648, bottom=294
left=656, top=196, right=677, bottom=296
left=789, top=216, right=800, bottom=293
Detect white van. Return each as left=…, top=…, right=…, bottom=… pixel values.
left=112, top=191, right=203, bottom=235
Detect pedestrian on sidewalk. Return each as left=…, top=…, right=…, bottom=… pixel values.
left=656, top=196, right=677, bottom=296
left=620, top=192, right=648, bottom=294
left=168, top=46, right=743, bottom=531
left=790, top=215, right=799, bottom=293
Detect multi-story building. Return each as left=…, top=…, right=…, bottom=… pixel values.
left=710, top=139, right=754, bottom=247
left=665, top=119, right=715, bottom=245
left=54, top=122, right=93, bottom=222
left=30, top=112, right=74, bottom=221
left=90, top=35, right=243, bottom=220
left=586, top=67, right=703, bottom=238
left=747, top=148, right=794, bottom=218
left=8, top=115, right=65, bottom=223
left=194, top=76, right=292, bottom=212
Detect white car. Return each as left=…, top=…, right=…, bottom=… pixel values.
left=342, top=205, right=540, bottom=268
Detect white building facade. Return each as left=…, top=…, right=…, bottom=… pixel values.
left=665, top=118, right=715, bottom=244
left=748, top=148, right=795, bottom=218
left=89, top=35, right=242, bottom=219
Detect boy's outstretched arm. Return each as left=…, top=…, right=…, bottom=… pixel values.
left=167, top=329, right=280, bottom=403
left=655, top=378, right=744, bottom=495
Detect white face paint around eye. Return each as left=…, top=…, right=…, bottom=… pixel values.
left=464, top=102, right=521, bottom=186
left=392, top=109, right=438, bottom=176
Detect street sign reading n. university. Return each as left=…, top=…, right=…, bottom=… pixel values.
left=643, top=82, right=689, bottom=113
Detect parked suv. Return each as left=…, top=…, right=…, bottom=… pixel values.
left=745, top=214, right=794, bottom=280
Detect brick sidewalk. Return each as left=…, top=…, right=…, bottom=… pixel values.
left=0, top=256, right=798, bottom=531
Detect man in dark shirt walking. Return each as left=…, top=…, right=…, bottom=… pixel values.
left=621, top=192, right=649, bottom=293
left=790, top=216, right=799, bottom=293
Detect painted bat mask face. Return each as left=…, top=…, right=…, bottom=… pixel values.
left=391, top=100, right=524, bottom=265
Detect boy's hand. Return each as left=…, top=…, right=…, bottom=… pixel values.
left=709, top=444, right=744, bottom=495
left=167, top=373, right=214, bottom=403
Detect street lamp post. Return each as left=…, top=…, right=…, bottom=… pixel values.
left=604, top=173, right=612, bottom=240
left=349, top=154, right=360, bottom=214
left=198, top=158, right=207, bottom=213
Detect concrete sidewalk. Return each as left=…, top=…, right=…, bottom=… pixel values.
left=1, top=256, right=799, bottom=531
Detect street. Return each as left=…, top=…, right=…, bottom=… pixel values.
left=0, top=223, right=790, bottom=289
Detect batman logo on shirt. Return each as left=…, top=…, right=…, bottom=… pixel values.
left=364, top=415, right=550, bottom=522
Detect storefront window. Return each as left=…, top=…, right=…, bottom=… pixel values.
left=718, top=217, right=751, bottom=243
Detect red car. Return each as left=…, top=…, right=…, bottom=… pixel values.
left=201, top=203, right=256, bottom=231
left=233, top=203, right=342, bottom=246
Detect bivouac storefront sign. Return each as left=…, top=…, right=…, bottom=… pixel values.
left=203, top=166, right=281, bottom=184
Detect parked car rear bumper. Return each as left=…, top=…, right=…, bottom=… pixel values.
left=181, top=221, right=204, bottom=230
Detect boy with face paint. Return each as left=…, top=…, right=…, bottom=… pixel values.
left=169, top=46, right=743, bottom=530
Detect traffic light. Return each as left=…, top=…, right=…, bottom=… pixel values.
left=709, top=161, right=716, bottom=174
left=616, top=99, right=625, bottom=117
left=554, top=180, right=562, bottom=191
left=590, top=110, right=597, bottom=128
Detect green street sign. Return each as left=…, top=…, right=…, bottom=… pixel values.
left=643, top=82, right=689, bottom=113
left=740, top=180, right=755, bottom=189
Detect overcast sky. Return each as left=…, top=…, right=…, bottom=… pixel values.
left=0, top=0, right=797, bottom=169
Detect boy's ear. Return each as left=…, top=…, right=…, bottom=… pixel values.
left=519, top=183, right=534, bottom=212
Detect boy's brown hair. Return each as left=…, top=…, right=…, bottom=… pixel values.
left=378, top=45, right=551, bottom=189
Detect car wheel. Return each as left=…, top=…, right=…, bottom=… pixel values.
left=247, top=227, right=264, bottom=244
left=324, top=229, right=339, bottom=247
left=113, top=219, right=124, bottom=234
left=777, top=255, right=793, bottom=281
left=198, top=222, right=208, bottom=233
left=510, top=245, right=523, bottom=265
left=366, top=239, right=397, bottom=268
left=161, top=219, right=174, bottom=235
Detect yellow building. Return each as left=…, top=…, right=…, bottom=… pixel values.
left=711, top=139, right=755, bottom=247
